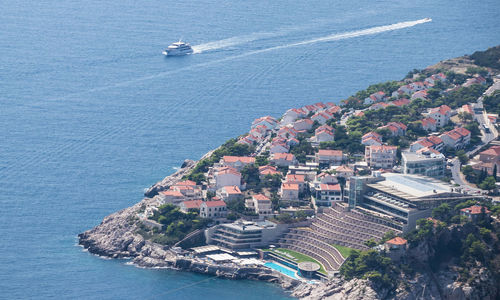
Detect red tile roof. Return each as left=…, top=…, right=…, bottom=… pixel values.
left=286, top=174, right=305, bottom=182
left=182, top=200, right=203, bottom=209
left=386, top=237, right=407, bottom=245
left=282, top=183, right=299, bottom=190
left=320, top=183, right=340, bottom=191
left=161, top=190, right=184, bottom=197
left=176, top=180, right=197, bottom=186
left=317, top=149, right=343, bottom=156
left=203, top=200, right=226, bottom=207
left=460, top=205, right=490, bottom=215
left=223, top=185, right=241, bottom=194
left=272, top=153, right=296, bottom=161
left=253, top=194, right=270, bottom=201
left=222, top=156, right=256, bottom=164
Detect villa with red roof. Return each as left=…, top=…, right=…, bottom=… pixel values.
left=313, top=183, right=342, bottom=206
left=439, top=127, right=471, bottom=150
left=315, top=149, right=344, bottom=166
left=245, top=194, right=273, bottom=216
left=258, top=165, right=281, bottom=178
left=217, top=185, right=242, bottom=202
left=251, top=116, right=277, bottom=130
left=369, top=102, right=390, bottom=110
left=311, top=128, right=334, bottom=143
left=424, top=73, right=447, bottom=85
left=391, top=98, right=410, bottom=107
left=280, top=183, right=299, bottom=201
left=215, top=167, right=241, bottom=189
left=362, top=132, right=383, bottom=147
left=336, top=165, right=354, bottom=178
left=363, top=91, right=386, bottom=105
left=281, top=108, right=307, bottom=125
left=378, top=122, right=407, bottom=137
left=158, top=189, right=185, bottom=205
left=460, top=205, right=491, bottom=221
left=270, top=153, right=297, bottom=167
left=410, top=136, right=444, bottom=152
left=365, top=145, right=397, bottom=169
left=200, top=199, right=227, bottom=219
left=311, top=111, right=334, bottom=125
left=285, top=174, right=306, bottom=191
left=411, top=90, right=428, bottom=101
left=421, top=117, right=437, bottom=131
left=292, top=118, right=314, bottom=131
left=427, top=105, right=452, bottom=127
left=180, top=200, right=203, bottom=213
left=269, top=140, right=290, bottom=154
left=221, top=156, right=255, bottom=171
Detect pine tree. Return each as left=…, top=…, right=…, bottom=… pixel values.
left=493, top=164, right=497, bottom=181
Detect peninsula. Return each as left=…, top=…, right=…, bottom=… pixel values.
left=79, top=46, right=500, bottom=299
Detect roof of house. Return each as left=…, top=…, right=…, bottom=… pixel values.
left=320, top=183, right=341, bottom=191
left=316, top=129, right=334, bottom=136
left=222, top=156, right=256, bottom=164
left=392, top=98, right=410, bottom=106
left=217, top=167, right=241, bottom=176
left=223, top=185, right=242, bottom=194
left=182, top=200, right=203, bottom=209
left=271, top=153, right=296, bottom=161
left=336, top=165, right=353, bottom=173
left=176, top=180, right=197, bottom=186
left=317, top=149, right=343, bottom=156
left=282, top=183, right=299, bottom=190
left=421, top=117, right=437, bottom=126
left=160, top=190, right=184, bottom=197
left=480, top=146, right=500, bottom=157
left=460, top=205, right=491, bottom=215
left=203, top=200, right=227, bottom=207
left=286, top=174, right=305, bottom=182
left=362, top=131, right=382, bottom=139
left=367, top=145, right=397, bottom=152
left=430, top=105, right=451, bottom=116
left=253, top=194, right=270, bottom=201
left=386, top=237, right=408, bottom=245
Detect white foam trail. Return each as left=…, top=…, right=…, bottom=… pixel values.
left=192, top=32, right=278, bottom=54
left=53, top=18, right=431, bottom=100
left=246, top=18, right=432, bottom=55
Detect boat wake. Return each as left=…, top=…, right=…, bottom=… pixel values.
left=47, top=18, right=432, bottom=100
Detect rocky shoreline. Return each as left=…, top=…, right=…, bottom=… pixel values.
left=79, top=50, right=500, bottom=299
left=78, top=157, right=303, bottom=293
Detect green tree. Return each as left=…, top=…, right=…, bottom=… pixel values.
left=456, top=150, right=469, bottom=165
left=432, top=203, right=452, bottom=222
left=479, top=176, right=496, bottom=191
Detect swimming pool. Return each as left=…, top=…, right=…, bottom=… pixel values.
left=264, top=262, right=299, bottom=279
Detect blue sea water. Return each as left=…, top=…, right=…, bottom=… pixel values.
left=1, top=0, right=499, bottom=298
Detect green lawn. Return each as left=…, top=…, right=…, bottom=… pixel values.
left=270, top=248, right=327, bottom=274
left=332, top=244, right=354, bottom=258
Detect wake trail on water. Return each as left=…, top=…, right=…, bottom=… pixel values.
left=49, top=18, right=431, bottom=101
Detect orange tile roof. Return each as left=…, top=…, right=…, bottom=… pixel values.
left=317, top=149, right=343, bottom=156
left=203, top=200, right=226, bottom=207
left=223, top=185, right=242, bottom=194
left=282, top=183, right=299, bottom=190
left=176, top=180, right=197, bottom=186
left=182, top=200, right=203, bottom=209
left=253, top=194, right=270, bottom=201
left=222, top=156, right=256, bottom=164
left=460, top=205, right=490, bottom=215
left=320, top=183, right=340, bottom=191
left=286, top=174, right=305, bottom=182
left=386, top=237, right=407, bottom=245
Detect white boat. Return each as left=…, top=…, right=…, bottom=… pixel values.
left=162, top=41, right=193, bottom=56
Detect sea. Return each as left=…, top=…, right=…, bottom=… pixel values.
left=1, top=0, right=499, bottom=299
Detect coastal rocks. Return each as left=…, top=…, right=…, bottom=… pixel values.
left=292, top=278, right=381, bottom=300
left=144, top=159, right=196, bottom=197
